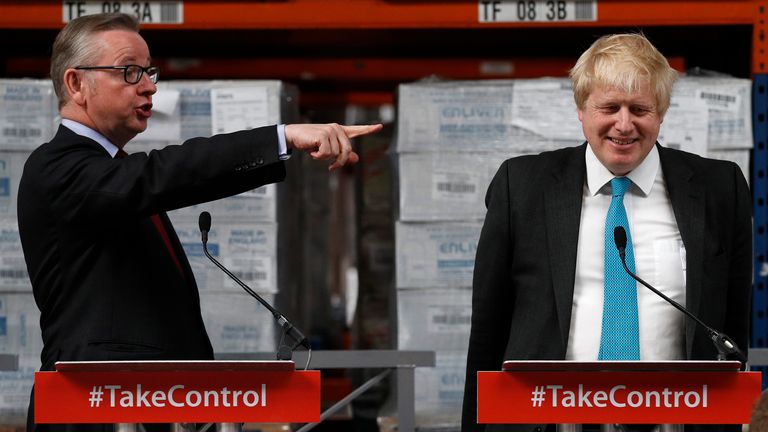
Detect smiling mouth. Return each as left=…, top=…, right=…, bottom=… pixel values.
left=609, top=137, right=637, bottom=145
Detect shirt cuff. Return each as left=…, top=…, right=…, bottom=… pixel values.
left=277, top=124, right=291, bottom=160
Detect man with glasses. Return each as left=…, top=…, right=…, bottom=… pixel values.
left=18, top=12, right=381, bottom=432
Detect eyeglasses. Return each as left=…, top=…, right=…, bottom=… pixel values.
left=74, top=64, right=159, bottom=84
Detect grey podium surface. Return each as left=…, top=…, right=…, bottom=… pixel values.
left=217, top=350, right=435, bottom=432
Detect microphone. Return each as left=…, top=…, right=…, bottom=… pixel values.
left=612, top=227, right=746, bottom=364
left=198, top=211, right=211, bottom=244
left=198, top=211, right=311, bottom=363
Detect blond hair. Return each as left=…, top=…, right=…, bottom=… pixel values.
left=50, top=13, right=139, bottom=109
left=569, top=33, right=678, bottom=116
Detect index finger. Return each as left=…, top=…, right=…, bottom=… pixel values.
left=340, top=123, right=384, bottom=139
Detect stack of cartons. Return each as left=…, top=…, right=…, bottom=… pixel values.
left=0, top=78, right=56, bottom=424
left=393, top=76, right=753, bottom=429
left=394, top=79, right=571, bottom=429
left=660, top=77, right=753, bottom=181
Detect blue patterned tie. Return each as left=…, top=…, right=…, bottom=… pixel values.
left=598, top=176, right=640, bottom=360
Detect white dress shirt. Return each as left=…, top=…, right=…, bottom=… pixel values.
left=61, top=119, right=119, bottom=157
left=566, top=145, right=686, bottom=360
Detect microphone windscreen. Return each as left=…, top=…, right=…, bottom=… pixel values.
left=199, top=211, right=212, bottom=233
left=613, top=226, right=627, bottom=250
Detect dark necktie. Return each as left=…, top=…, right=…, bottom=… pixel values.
left=115, top=149, right=185, bottom=277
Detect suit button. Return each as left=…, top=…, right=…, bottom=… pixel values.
left=535, top=428, right=542, bottom=432
left=256, top=157, right=264, bottom=165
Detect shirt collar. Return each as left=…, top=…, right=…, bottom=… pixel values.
left=585, top=143, right=659, bottom=197
left=61, top=118, right=120, bottom=158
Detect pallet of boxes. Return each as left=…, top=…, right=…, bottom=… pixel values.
left=392, top=75, right=752, bottom=430
left=0, top=78, right=57, bottom=428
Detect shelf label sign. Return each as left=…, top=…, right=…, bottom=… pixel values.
left=63, top=1, right=184, bottom=24
left=479, top=0, right=597, bottom=23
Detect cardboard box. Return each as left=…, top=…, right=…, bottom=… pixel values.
left=398, top=152, right=512, bottom=221
left=200, top=293, right=277, bottom=354
left=0, top=223, right=31, bottom=293
left=171, top=221, right=278, bottom=294
left=396, top=221, right=481, bottom=289
left=0, top=79, right=57, bottom=151
left=397, top=287, right=471, bottom=352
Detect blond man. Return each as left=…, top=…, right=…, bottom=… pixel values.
left=462, top=34, right=751, bottom=432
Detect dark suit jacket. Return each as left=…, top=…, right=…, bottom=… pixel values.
left=462, top=144, right=752, bottom=432
left=19, top=124, right=286, bottom=429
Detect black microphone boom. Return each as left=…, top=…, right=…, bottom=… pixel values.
left=197, top=212, right=311, bottom=361
left=612, top=226, right=746, bottom=364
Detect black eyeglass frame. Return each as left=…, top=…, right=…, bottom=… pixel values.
left=74, top=64, right=159, bottom=84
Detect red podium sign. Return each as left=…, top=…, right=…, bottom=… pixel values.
left=478, top=361, right=761, bottom=424
left=35, top=361, right=320, bottom=424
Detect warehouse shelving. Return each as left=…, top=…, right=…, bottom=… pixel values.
left=0, top=0, right=766, bottom=381
left=0, top=1, right=763, bottom=29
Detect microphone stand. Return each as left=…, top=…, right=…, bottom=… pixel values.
left=614, top=231, right=746, bottom=363
left=199, top=213, right=311, bottom=367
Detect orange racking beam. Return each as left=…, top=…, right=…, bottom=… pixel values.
left=0, top=1, right=759, bottom=29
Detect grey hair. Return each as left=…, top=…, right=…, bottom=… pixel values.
left=51, top=13, right=139, bottom=108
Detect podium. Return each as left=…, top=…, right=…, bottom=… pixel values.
left=34, top=360, right=320, bottom=425
left=477, top=361, right=761, bottom=426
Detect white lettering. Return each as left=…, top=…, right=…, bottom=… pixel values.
left=136, top=384, right=150, bottom=407
left=562, top=390, right=575, bottom=407
left=546, top=385, right=563, bottom=407
left=645, top=390, right=661, bottom=407
left=120, top=389, right=133, bottom=407
left=186, top=390, right=202, bottom=407
left=203, top=390, right=219, bottom=407
left=151, top=390, right=166, bottom=407
left=243, top=390, right=259, bottom=407
left=168, top=384, right=184, bottom=407
left=610, top=385, right=626, bottom=407
left=577, top=384, right=593, bottom=408
left=684, top=390, right=701, bottom=407
left=663, top=388, right=673, bottom=407
left=261, top=383, right=267, bottom=407
left=593, top=390, right=607, bottom=407
left=674, top=390, right=684, bottom=406
left=627, top=391, right=643, bottom=407
left=221, top=387, right=232, bottom=407
left=533, top=383, right=709, bottom=409
left=89, top=383, right=273, bottom=409
left=104, top=385, right=121, bottom=408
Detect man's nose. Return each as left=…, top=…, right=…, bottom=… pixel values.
left=614, top=108, right=633, bottom=133
left=137, top=73, right=157, bottom=95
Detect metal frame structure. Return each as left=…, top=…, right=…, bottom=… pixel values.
left=217, top=350, right=436, bottom=432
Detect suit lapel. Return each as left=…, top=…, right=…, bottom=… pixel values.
left=658, top=145, right=704, bottom=358
left=545, top=145, right=587, bottom=346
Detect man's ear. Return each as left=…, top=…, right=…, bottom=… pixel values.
left=62, top=69, right=87, bottom=106
left=577, top=108, right=584, bottom=123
